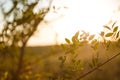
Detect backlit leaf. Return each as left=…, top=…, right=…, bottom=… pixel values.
left=65, top=38, right=70, bottom=44
left=105, top=33, right=113, bottom=37
left=104, top=26, right=111, bottom=30
left=74, top=31, right=79, bottom=39
left=113, top=26, right=118, bottom=32
left=112, top=21, right=116, bottom=28
left=72, top=31, right=79, bottom=44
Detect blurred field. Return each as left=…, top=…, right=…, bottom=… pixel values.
left=0, top=42, right=120, bottom=80
left=26, top=42, right=120, bottom=80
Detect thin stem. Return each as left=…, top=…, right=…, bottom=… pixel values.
left=76, top=52, right=120, bottom=80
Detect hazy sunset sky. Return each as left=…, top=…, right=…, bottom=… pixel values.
left=27, top=0, right=120, bottom=46
left=0, top=0, right=120, bottom=46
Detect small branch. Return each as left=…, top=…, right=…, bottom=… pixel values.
left=76, top=52, right=120, bottom=80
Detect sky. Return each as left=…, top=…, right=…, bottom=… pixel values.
left=0, top=0, right=120, bottom=46
left=27, top=0, right=120, bottom=46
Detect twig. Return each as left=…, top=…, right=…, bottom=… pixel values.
left=76, top=52, right=120, bottom=80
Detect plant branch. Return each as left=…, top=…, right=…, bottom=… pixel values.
left=76, top=52, right=120, bottom=80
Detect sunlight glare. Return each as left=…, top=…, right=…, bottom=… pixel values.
left=28, top=0, right=120, bottom=46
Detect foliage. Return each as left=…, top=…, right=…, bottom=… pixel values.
left=0, top=0, right=120, bottom=80
left=57, top=21, right=120, bottom=80
left=0, top=0, right=52, bottom=79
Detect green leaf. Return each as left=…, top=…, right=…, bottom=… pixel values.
left=72, top=31, right=79, bottom=40
left=72, top=31, right=79, bottom=44
left=89, top=35, right=95, bottom=40
left=61, top=44, right=67, bottom=50
left=113, top=26, right=118, bottom=32
left=105, top=33, right=113, bottom=37
left=74, top=31, right=79, bottom=38
left=65, top=38, right=70, bottom=44
left=112, top=21, right=116, bottom=28
left=72, top=37, right=75, bottom=43
left=116, top=31, right=120, bottom=39
left=104, top=26, right=111, bottom=30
